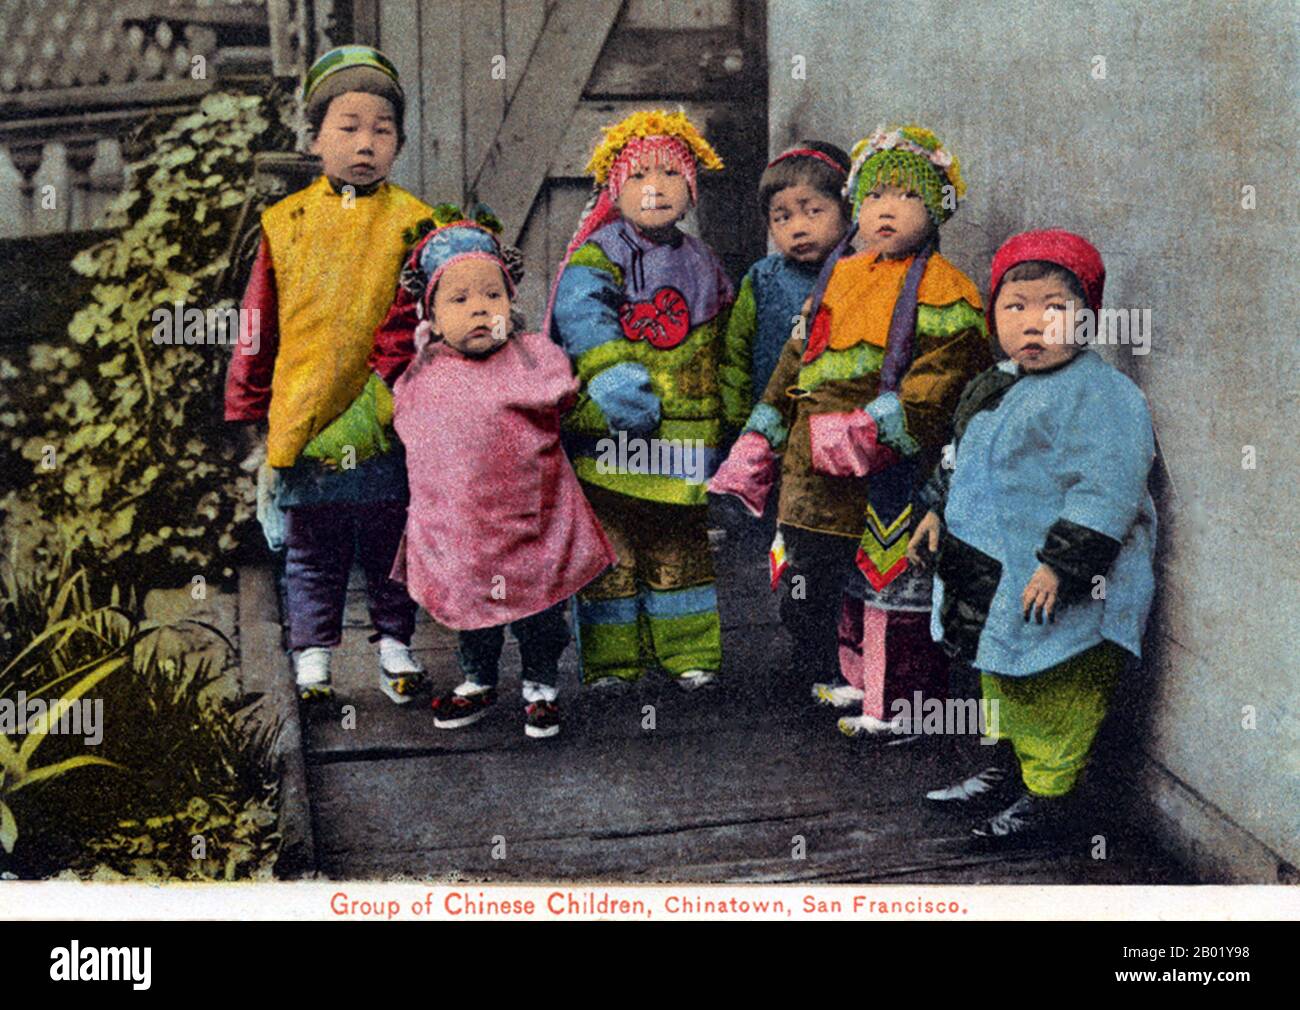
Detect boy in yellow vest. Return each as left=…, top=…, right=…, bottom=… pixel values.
left=225, top=47, right=434, bottom=703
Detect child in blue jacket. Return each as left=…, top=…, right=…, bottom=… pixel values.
left=908, top=230, right=1157, bottom=848
left=717, top=141, right=852, bottom=431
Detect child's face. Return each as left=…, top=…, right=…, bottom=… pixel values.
left=431, top=258, right=512, bottom=356
left=310, top=91, right=399, bottom=187
left=855, top=184, right=932, bottom=258
left=617, top=163, right=692, bottom=233
left=994, top=277, right=1083, bottom=372
left=768, top=183, right=847, bottom=265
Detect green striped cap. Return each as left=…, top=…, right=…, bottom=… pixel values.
left=303, top=46, right=402, bottom=103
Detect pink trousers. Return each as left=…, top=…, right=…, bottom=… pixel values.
left=837, top=597, right=949, bottom=721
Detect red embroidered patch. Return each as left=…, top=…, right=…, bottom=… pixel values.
left=619, top=286, right=690, bottom=349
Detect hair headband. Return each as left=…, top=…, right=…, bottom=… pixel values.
left=767, top=148, right=848, bottom=175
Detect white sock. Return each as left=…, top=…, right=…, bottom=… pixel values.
left=378, top=636, right=422, bottom=675
left=295, top=647, right=332, bottom=685
left=453, top=679, right=492, bottom=696
left=522, top=679, right=558, bottom=704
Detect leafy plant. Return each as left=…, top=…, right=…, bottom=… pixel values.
left=0, top=547, right=133, bottom=686
left=1, top=87, right=295, bottom=589
left=0, top=559, right=280, bottom=879
left=67, top=648, right=281, bottom=882
left=0, top=664, right=123, bottom=854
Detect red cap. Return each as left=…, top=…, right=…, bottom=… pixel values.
left=987, top=230, right=1105, bottom=332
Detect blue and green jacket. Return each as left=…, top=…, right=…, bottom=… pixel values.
left=550, top=218, right=734, bottom=505
left=718, top=252, right=822, bottom=430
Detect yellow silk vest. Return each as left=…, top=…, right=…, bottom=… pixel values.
left=262, top=175, right=431, bottom=467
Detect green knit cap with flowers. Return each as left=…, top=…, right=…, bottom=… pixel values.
left=846, top=125, right=966, bottom=225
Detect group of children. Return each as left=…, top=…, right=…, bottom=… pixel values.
left=225, top=47, right=1157, bottom=844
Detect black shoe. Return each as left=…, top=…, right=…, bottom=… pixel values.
left=923, top=762, right=1020, bottom=811
left=432, top=687, right=497, bottom=728
left=969, top=792, right=1069, bottom=849
left=524, top=700, right=560, bottom=739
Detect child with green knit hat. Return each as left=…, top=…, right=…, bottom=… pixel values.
left=711, top=124, right=992, bottom=736
left=225, top=46, right=434, bottom=704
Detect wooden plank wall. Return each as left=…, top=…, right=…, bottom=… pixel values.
left=372, top=0, right=767, bottom=329
left=373, top=2, right=551, bottom=203
left=374, top=1, right=551, bottom=323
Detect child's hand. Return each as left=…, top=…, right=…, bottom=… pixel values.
left=588, top=362, right=660, bottom=436
left=1021, top=563, right=1061, bottom=624
left=905, top=510, right=941, bottom=569
left=709, top=491, right=758, bottom=527
left=237, top=423, right=267, bottom=473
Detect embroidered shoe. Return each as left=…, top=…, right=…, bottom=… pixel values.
left=969, top=792, right=1069, bottom=849
left=298, top=681, right=334, bottom=703
left=924, top=764, right=1019, bottom=811
left=432, top=686, right=497, bottom=729
left=586, top=676, right=635, bottom=691
left=812, top=681, right=867, bottom=708
left=675, top=669, right=717, bottom=691
left=524, top=700, right=561, bottom=739
left=379, top=670, right=426, bottom=705
left=377, top=638, right=425, bottom=705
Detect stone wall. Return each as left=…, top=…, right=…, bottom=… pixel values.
left=768, top=0, right=1300, bottom=880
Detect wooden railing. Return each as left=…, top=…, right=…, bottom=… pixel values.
left=0, top=0, right=352, bottom=236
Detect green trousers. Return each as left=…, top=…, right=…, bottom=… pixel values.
left=981, top=641, right=1125, bottom=797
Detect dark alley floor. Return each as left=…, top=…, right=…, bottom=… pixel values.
left=264, top=535, right=1192, bottom=884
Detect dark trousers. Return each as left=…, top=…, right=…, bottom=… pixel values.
left=457, top=601, right=571, bottom=688
left=283, top=501, right=417, bottom=651
left=778, top=524, right=861, bottom=683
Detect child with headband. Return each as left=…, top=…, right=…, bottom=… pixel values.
left=719, top=141, right=852, bottom=433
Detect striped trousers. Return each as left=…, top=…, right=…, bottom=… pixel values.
left=575, top=483, right=721, bottom=683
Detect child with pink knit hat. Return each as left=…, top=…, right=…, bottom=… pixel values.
left=543, top=110, right=734, bottom=691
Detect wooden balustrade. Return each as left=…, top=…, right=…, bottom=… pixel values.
left=0, top=0, right=343, bottom=238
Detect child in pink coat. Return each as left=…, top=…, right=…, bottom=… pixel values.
left=389, top=217, right=617, bottom=738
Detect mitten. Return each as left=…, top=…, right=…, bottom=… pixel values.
left=300, top=372, right=395, bottom=467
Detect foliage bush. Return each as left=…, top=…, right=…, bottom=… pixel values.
left=1, top=558, right=280, bottom=880
left=1, top=88, right=295, bottom=589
